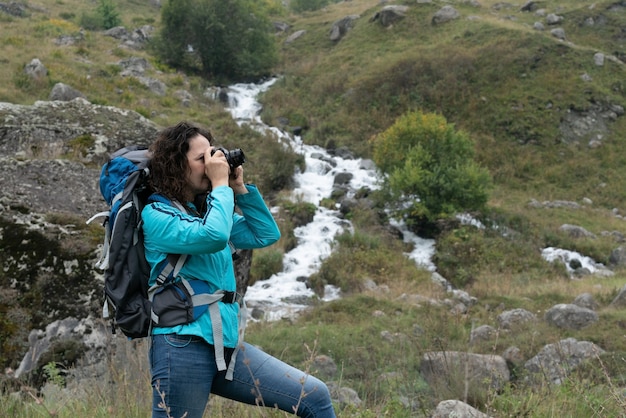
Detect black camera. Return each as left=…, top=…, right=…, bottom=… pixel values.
left=211, top=147, right=246, bottom=171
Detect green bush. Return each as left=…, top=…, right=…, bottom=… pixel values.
left=79, top=0, right=121, bottom=30
left=281, top=200, right=316, bottom=227
left=97, top=0, right=121, bottom=29
left=250, top=249, right=283, bottom=282
left=371, top=111, right=492, bottom=233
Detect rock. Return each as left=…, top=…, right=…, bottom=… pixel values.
left=327, top=382, right=362, bottom=408
left=371, top=5, right=408, bottom=27
left=330, top=15, right=360, bottom=42
left=520, top=1, right=541, bottom=12
left=559, top=224, right=596, bottom=239
left=544, top=303, right=599, bottom=330
left=559, top=102, right=622, bottom=144
left=497, top=308, right=537, bottom=329
left=594, top=52, right=605, bottom=66
left=551, top=28, right=566, bottom=40
left=0, top=98, right=159, bottom=165
left=49, top=83, right=86, bottom=102
left=546, top=13, right=563, bottom=25
left=609, top=246, right=626, bottom=266
left=431, top=400, right=492, bottom=418
left=24, top=58, right=47, bottom=79
left=0, top=158, right=101, bottom=216
left=525, top=338, right=605, bottom=384
left=312, top=355, right=337, bottom=378
left=470, top=324, right=497, bottom=343
left=432, top=6, right=460, bottom=25
left=572, top=293, right=599, bottom=311
left=119, top=56, right=150, bottom=77
left=285, top=29, right=306, bottom=44
left=273, top=21, right=290, bottom=33
left=420, top=351, right=510, bottom=393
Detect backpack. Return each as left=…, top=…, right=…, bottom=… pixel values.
left=88, top=146, right=246, bottom=378
left=87, top=146, right=164, bottom=338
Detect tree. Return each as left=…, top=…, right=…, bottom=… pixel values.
left=79, top=0, right=121, bottom=30
left=371, top=111, right=492, bottom=233
left=155, top=0, right=278, bottom=82
left=98, top=0, right=121, bottom=30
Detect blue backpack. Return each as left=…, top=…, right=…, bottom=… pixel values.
left=88, top=146, right=219, bottom=338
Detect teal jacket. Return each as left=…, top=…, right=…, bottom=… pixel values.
left=141, top=184, right=280, bottom=347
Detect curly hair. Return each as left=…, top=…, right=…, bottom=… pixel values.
left=148, top=121, right=213, bottom=205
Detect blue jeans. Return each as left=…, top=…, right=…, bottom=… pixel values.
left=150, top=334, right=336, bottom=418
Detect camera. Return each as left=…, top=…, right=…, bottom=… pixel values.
left=211, top=147, right=246, bottom=171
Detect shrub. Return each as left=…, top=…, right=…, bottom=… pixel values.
left=79, top=0, right=121, bottom=31
left=250, top=248, right=283, bottom=283
left=371, top=111, right=492, bottom=234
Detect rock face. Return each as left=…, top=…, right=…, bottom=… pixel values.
left=0, top=98, right=159, bottom=167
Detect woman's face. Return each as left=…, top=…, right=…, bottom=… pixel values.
left=185, top=134, right=212, bottom=198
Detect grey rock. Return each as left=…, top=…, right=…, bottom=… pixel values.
left=431, top=400, right=491, bottom=418
left=49, top=83, right=86, bottom=102
left=432, top=6, right=460, bottom=25
left=544, top=303, right=598, bottom=330
left=525, top=338, right=605, bottom=385
left=421, top=351, right=510, bottom=392
left=497, top=308, right=537, bottom=329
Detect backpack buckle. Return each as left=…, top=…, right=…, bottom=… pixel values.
left=222, top=291, right=242, bottom=304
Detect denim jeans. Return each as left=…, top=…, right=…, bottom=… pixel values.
left=150, top=334, right=336, bottom=418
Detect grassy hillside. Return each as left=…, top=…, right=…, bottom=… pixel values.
left=3, top=0, right=626, bottom=416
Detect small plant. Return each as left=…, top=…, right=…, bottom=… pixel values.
left=67, top=134, right=95, bottom=159
left=43, top=362, right=66, bottom=387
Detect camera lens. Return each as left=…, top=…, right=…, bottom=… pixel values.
left=212, top=147, right=246, bottom=170
left=226, top=149, right=245, bottom=169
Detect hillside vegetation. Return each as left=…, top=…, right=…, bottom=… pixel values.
left=2, top=0, right=626, bottom=416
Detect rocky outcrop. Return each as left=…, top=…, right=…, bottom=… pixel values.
left=0, top=98, right=159, bottom=165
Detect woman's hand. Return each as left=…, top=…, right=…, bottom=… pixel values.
left=230, top=165, right=248, bottom=195
left=204, top=147, right=230, bottom=189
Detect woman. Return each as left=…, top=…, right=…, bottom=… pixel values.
left=142, top=122, right=336, bottom=418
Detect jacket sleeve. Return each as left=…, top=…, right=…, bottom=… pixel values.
left=230, top=184, right=280, bottom=250
left=142, top=186, right=235, bottom=255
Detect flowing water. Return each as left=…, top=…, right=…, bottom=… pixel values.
left=224, top=79, right=435, bottom=320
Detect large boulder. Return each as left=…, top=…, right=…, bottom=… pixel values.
left=420, top=351, right=510, bottom=400
left=524, top=338, right=605, bottom=385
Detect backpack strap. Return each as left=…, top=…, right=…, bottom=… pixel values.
left=86, top=211, right=112, bottom=270
left=226, top=298, right=247, bottom=381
